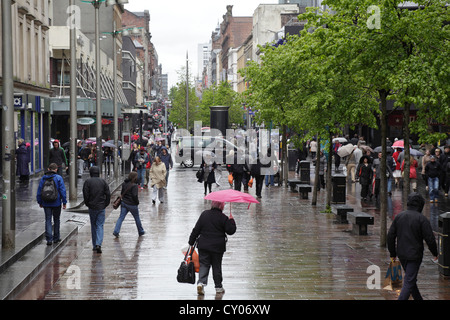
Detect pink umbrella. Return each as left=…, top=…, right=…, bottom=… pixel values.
left=204, top=189, right=259, bottom=211
left=392, top=140, right=404, bottom=148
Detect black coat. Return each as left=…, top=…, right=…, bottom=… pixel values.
left=121, top=179, right=139, bottom=206
left=16, top=143, right=30, bottom=176
left=189, top=208, right=236, bottom=253
left=387, top=194, right=438, bottom=260
left=82, top=167, right=111, bottom=210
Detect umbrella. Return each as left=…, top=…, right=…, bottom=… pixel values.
left=392, top=140, right=404, bottom=148
left=333, top=137, right=347, bottom=143
left=337, top=144, right=355, bottom=157
left=374, top=146, right=393, bottom=154
left=103, top=142, right=116, bottom=148
left=402, top=149, right=424, bottom=157
left=204, top=189, right=259, bottom=211
left=359, top=145, right=374, bottom=153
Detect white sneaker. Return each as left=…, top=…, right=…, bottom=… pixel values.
left=197, top=283, right=205, bottom=295
left=215, top=287, right=225, bottom=294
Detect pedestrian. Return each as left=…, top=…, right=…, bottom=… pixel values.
left=83, top=166, right=111, bottom=253
left=387, top=192, right=438, bottom=300
left=392, top=148, right=402, bottom=188
left=188, top=200, right=236, bottom=295
left=442, top=145, right=450, bottom=196
left=401, top=155, right=418, bottom=192
left=36, top=163, right=67, bottom=245
left=49, top=140, right=67, bottom=176
left=144, top=148, right=153, bottom=189
left=76, top=140, right=84, bottom=178
left=345, top=148, right=357, bottom=183
left=150, top=156, right=166, bottom=204
left=230, top=153, right=249, bottom=192
left=201, top=157, right=216, bottom=195
left=421, top=149, right=432, bottom=191
left=103, top=146, right=113, bottom=176
left=356, top=155, right=373, bottom=200
left=16, top=138, right=31, bottom=184
left=135, top=146, right=149, bottom=189
left=113, top=171, right=145, bottom=237
left=333, top=141, right=341, bottom=173
left=425, top=155, right=442, bottom=203
left=309, top=138, right=317, bottom=159
left=373, top=152, right=393, bottom=201
left=250, top=156, right=264, bottom=198
left=160, top=147, right=173, bottom=188
left=128, top=143, right=139, bottom=171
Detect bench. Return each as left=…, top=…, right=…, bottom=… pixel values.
left=296, top=184, right=312, bottom=199
left=332, top=205, right=354, bottom=224
left=287, top=179, right=302, bottom=192
left=348, top=212, right=374, bottom=235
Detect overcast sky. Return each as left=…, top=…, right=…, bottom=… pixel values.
left=123, top=0, right=277, bottom=90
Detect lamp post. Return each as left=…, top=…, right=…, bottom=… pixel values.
left=104, top=23, right=141, bottom=179
left=69, top=0, right=78, bottom=200
left=2, top=0, right=15, bottom=249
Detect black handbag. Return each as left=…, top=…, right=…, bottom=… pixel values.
left=177, top=242, right=197, bottom=284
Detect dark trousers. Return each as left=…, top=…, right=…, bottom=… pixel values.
left=255, top=175, right=264, bottom=197
left=233, top=172, right=244, bottom=191
left=198, top=249, right=224, bottom=288
left=398, top=259, right=423, bottom=300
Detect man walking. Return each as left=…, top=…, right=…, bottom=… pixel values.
left=37, top=163, right=67, bottom=245
left=83, top=166, right=111, bottom=253
left=387, top=192, right=438, bottom=300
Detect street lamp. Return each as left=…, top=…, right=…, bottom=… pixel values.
left=103, top=24, right=142, bottom=179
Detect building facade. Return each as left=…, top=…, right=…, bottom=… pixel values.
left=0, top=0, right=53, bottom=176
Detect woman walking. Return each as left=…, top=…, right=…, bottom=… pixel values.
left=16, top=138, right=31, bottom=184
left=357, top=156, right=373, bottom=201
left=113, top=171, right=145, bottom=237
left=150, top=156, right=166, bottom=204
left=188, top=201, right=236, bottom=295
left=201, top=158, right=217, bottom=195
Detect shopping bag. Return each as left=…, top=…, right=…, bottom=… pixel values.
left=228, top=173, right=233, bottom=186
left=383, top=259, right=403, bottom=290
left=182, top=246, right=200, bottom=273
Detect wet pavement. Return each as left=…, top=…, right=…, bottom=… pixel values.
left=6, top=158, right=450, bottom=301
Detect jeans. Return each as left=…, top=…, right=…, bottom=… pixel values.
left=428, top=177, right=439, bottom=201
left=137, top=168, right=146, bottom=187
left=89, top=209, right=105, bottom=248
left=398, top=259, right=423, bottom=300
left=44, top=206, right=61, bottom=242
left=265, top=175, right=274, bottom=186
left=198, top=249, right=224, bottom=288
left=113, top=202, right=145, bottom=235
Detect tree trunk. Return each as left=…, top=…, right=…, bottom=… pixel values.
left=402, top=102, right=411, bottom=204
left=379, top=89, right=388, bottom=247
left=326, top=131, right=333, bottom=209
left=312, top=137, right=320, bottom=206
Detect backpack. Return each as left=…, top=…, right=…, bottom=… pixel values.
left=41, top=176, right=58, bottom=202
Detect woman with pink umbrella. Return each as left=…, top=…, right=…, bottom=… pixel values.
left=188, top=200, right=236, bottom=296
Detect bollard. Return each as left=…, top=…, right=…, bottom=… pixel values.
left=438, top=212, right=450, bottom=276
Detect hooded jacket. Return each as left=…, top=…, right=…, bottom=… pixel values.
left=82, top=166, right=111, bottom=210
left=37, top=171, right=67, bottom=207
left=387, top=193, right=438, bottom=260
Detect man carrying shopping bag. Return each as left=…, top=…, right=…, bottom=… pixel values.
left=387, top=192, right=438, bottom=300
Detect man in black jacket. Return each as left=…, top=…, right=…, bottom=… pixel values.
left=83, top=166, right=111, bottom=253
left=189, top=201, right=236, bottom=295
left=387, top=192, right=438, bottom=300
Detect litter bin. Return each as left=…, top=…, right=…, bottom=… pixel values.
left=299, top=161, right=310, bottom=184
left=332, top=173, right=346, bottom=204
left=438, top=212, right=450, bottom=276
left=288, top=149, right=297, bottom=171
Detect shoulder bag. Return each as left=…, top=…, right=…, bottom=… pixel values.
left=112, top=183, right=134, bottom=210
left=177, top=240, right=198, bottom=284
